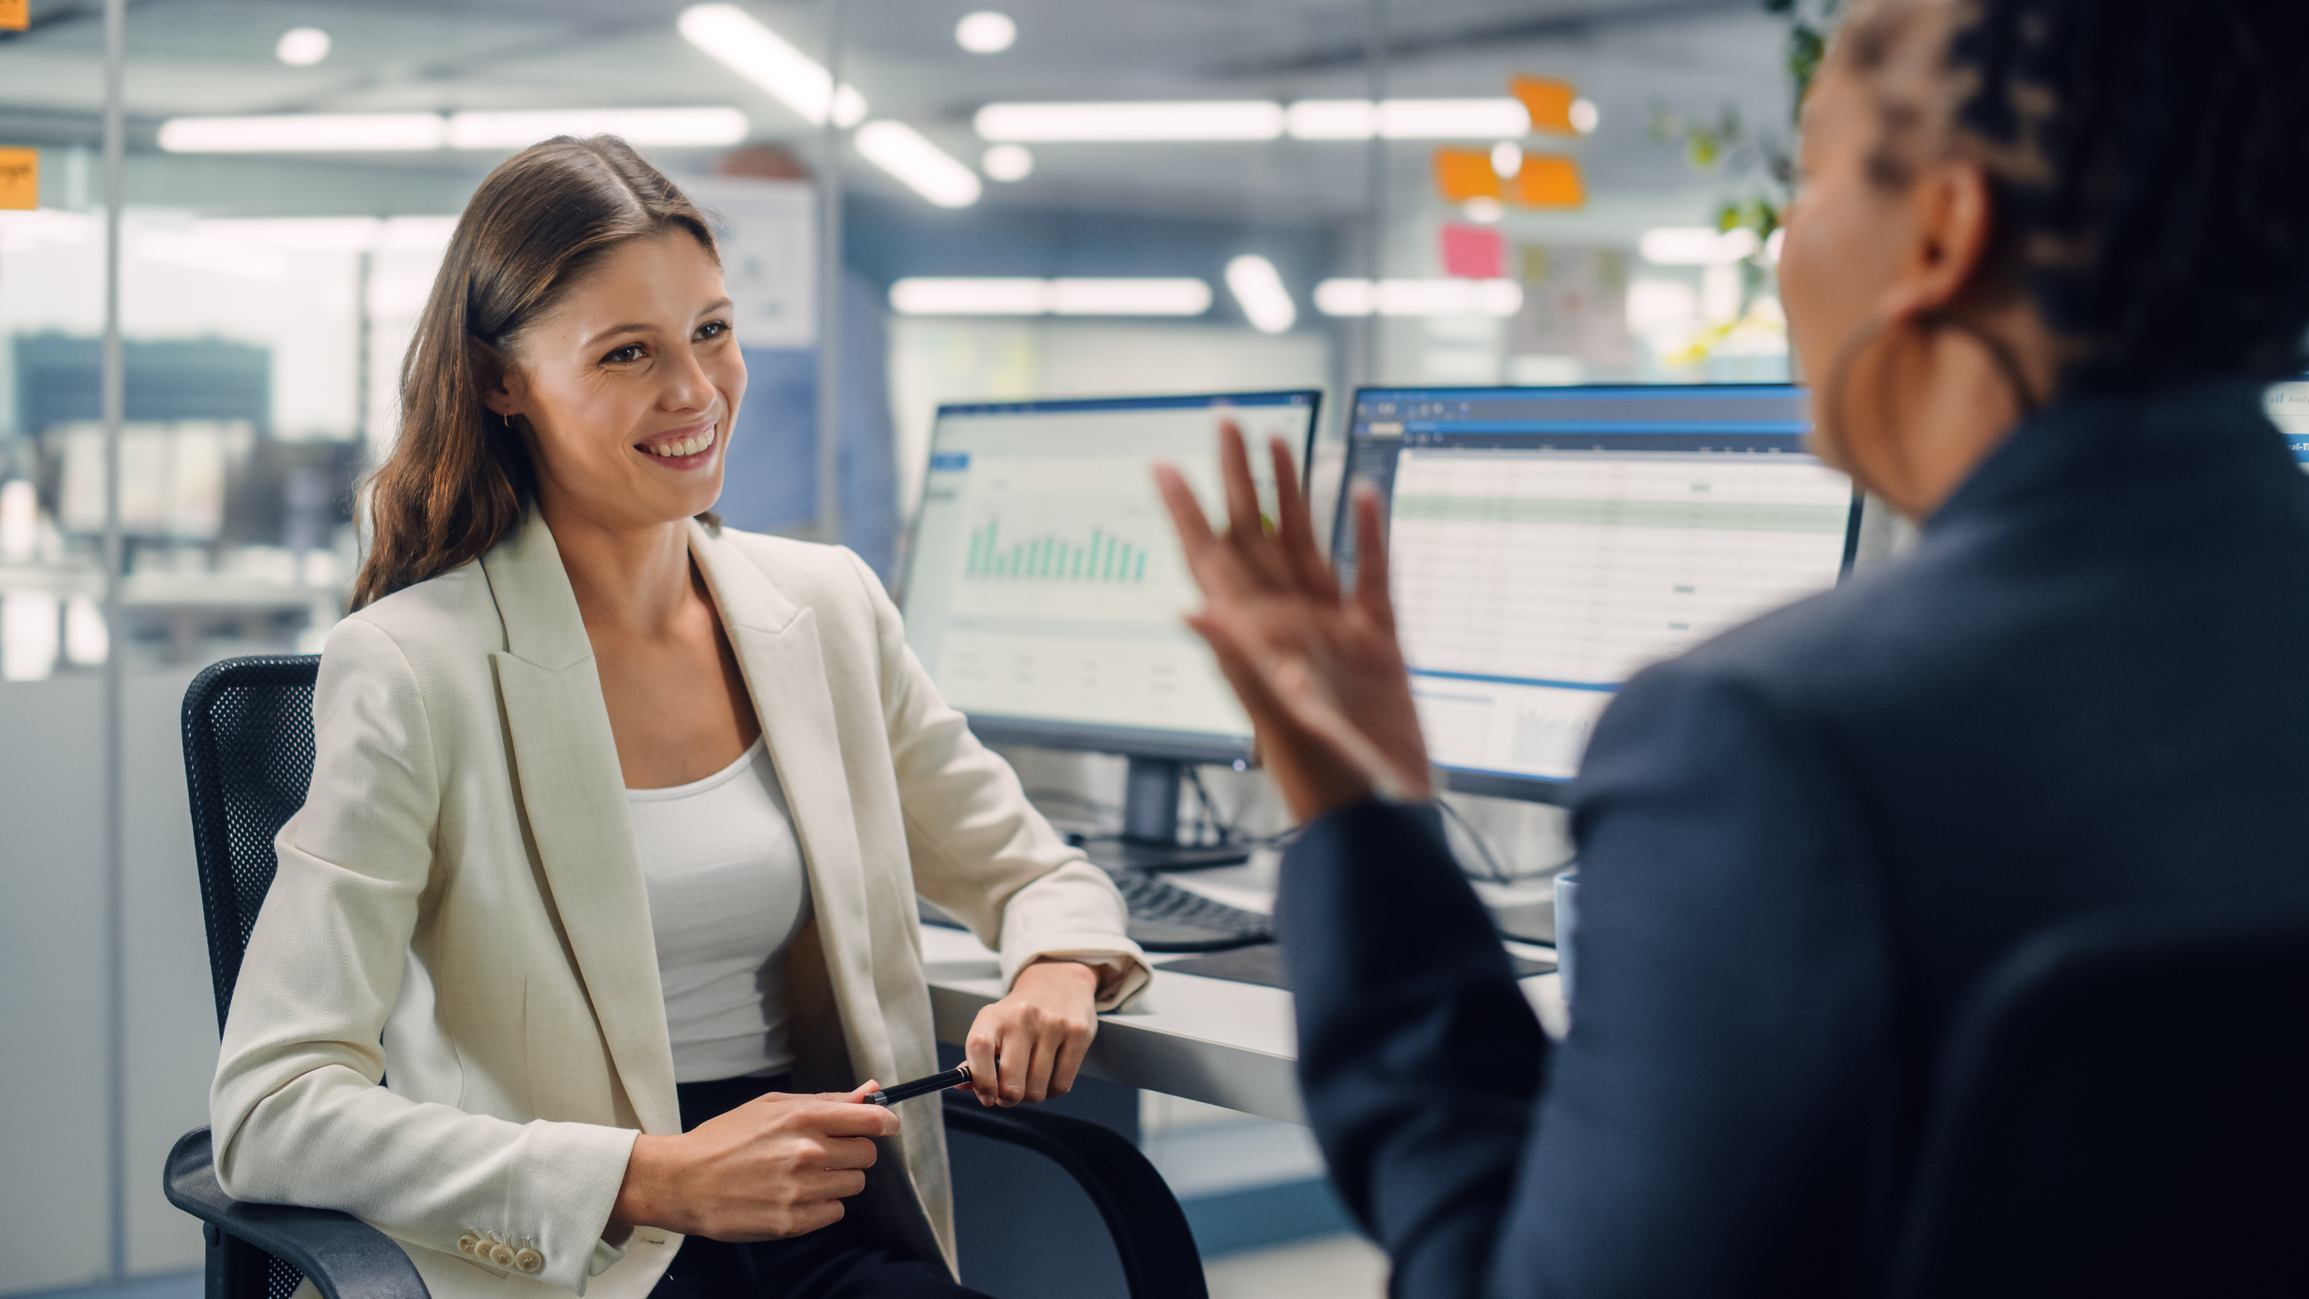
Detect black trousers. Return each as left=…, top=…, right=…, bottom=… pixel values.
left=645, top=1075, right=992, bottom=1299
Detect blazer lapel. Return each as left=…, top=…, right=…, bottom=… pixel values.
left=479, top=511, right=680, bottom=1136
left=686, top=522, right=899, bottom=1083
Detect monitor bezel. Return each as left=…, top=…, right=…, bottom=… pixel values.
left=1335, top=382, right=1865, bottom=805
left=897, top=387, right=1325, bottom=765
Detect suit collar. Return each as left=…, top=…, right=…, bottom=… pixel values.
left=1925, top=379, right=2280, bottom=534
left=477, top=509, right=807, bottom=667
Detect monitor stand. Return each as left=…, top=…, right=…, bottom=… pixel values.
left=1073, top=757, right=1251, bottom=874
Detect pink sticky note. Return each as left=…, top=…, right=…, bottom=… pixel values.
left=1440, top=223, right=1507, bottom=280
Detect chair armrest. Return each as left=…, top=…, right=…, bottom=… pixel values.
left=165, top=1127, right=430, bottom=1299
left=941, top=1099, right=1208, bottom=1299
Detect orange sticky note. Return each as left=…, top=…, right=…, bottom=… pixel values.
left=0, top=149, right=36, bottom=210
left=0, top=0, right=26, bottom=32
left=1433, top=148, right=1504, bottom=204
left=1514, top=154, right=1586, bottom=209
left=1513, top=76, right=1579, bottom=136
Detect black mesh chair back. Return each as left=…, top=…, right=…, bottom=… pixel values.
left=183, top=655, right=320, bottom=1034
left=1887, top=910, right=2309, bottom=1299
left=181, top=655, right=322, bottom=1299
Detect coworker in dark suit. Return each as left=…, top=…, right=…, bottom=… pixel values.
left=1155, top=1, right=2309, bottom=1293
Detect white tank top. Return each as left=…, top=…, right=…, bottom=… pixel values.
left=625, top=736, right=814, bottom=1084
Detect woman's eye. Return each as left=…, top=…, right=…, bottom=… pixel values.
left=603, top=343, right=645, bottom=365
left=696, top=319, right=731, bottom=342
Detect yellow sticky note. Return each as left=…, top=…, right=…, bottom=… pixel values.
left=0, top=0, right=26, bottom=32
left=0, top=149, right=36, bottom=210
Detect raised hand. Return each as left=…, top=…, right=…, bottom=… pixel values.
left=1152, top=422, right=1432, bottom=823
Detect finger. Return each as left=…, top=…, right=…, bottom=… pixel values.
left=965, top=1019, right=1001, bottom=1107
left=1269, top=436, right=1336, bottom=599
left=815, top=1135, right=881, bottom=1172
left=1051, top=1026, right=1092, bottom=1097
left=1153, top=465, right=1245, bottom=598
left=826, top=1081, right=878, bottom=1104
left=1019, top=1030, right=1057, bottom=1105
left=788, top=1200, right=845, bottom=1237
left=1217, top=421, right=1265, bottom=546
left=995, top=1028, right=1030, bottom=1107
left=810, top=1102, right=902, bottom=1139
left=796, top=1168, right=869, bottom=1201
left=1350, top=483, right=1394, bottom=625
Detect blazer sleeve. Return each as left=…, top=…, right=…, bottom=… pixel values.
left=842, top=549, right=1151, bottom=1010
left=208, top=616, right=641, bottom=1296
left=1278, top=658, right=1896, bottom=1298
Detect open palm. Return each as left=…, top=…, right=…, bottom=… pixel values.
left=1153, top=424, right=1432, bottom=823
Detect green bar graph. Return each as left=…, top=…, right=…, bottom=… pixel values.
left=962, top=518, right=1154, bottom=584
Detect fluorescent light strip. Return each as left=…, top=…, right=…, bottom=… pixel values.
left=680, top=4, right=865, bottom=129
left=1287, top=98, right=1531, bottom=141
left=889, top=277, right=1213, bottom=317
left=973, top=98, right=1531, bottom=143
left=1049, top=278, right=1212, bottom=316
left=446, top=108, right=750, bottom=149
left=855, top=121, right=983, bottom=208
left=1225, top=255, right=1297, bottom=334
left=1640, top=227, right=1761, bottom=266
left=975, top=101, right=1286, bottom=142
left=159, top=109, right=750, bottom=154
left=158, top=113, right=447, bottom=153
left=1314, top=278, right=1524, bottom=318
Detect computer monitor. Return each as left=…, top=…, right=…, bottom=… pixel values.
left=1336, top=385, right=1862, bottom=804
left=901, top=389, right=1323, bottom=868
left=2266, top=377, right=2309, bottom=469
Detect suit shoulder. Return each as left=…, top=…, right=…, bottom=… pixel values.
left=712, top=526, right=884, bottom=603
left=330, top=559, right=498, bottom=665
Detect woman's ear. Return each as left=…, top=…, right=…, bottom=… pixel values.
left=1883, top=159, right=1997, bottom=324
left=480, top=363, right=525, bottom=421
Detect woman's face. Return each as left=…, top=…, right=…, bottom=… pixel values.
left=496, top=229, right=746, bottom=528
left=1777, top=9, right=1934, bottom=470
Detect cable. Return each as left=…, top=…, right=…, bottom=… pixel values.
left=1437, top=797, right=1577, bottom=885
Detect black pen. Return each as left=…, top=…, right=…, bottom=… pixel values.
left=864, top=1064, right=972, bottom=1106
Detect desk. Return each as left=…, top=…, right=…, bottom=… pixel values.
left=920, top=852, right=1567, bottom=1126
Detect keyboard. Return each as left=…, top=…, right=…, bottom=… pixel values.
left=917, top=868, right=1274, bottom=954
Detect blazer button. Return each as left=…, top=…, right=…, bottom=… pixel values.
left=490, top=1242, right=516, bottom=1268
left=456, top=1234, right=480, bottom=1256
left=515, top=1248, right=544, bottom=1274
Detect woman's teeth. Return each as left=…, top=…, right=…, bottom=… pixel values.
left=643, top=429, right=714, bottom=458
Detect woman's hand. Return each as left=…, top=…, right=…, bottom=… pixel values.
left=612, top=1085, right=900, bottom=1242
left=963, top=958, right=1100, bottom=1107
left=1152, top=423, right=1433, bottom=823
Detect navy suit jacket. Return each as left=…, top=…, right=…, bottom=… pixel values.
left=1276, top=382, right=2309, bottom=1297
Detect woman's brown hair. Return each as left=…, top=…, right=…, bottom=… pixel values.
left=352, top=135, right=721, bottom=610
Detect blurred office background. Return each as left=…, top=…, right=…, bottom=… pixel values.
left=0, top=0, right=1801, bottom=1293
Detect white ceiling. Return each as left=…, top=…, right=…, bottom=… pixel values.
left=0, top=0, right=1794, bottom=232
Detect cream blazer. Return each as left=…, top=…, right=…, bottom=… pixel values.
left=209, top=509, right=1151, bottom=1298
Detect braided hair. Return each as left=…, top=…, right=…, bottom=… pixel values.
left=1854, top=0, right=2309, bottom=392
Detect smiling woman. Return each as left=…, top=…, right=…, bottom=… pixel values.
left=353, top=135, right=735, bottom=609
left=211, top=130, right=1149, bottom=1299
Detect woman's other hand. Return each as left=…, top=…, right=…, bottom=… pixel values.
left=1153, top=422, right=1432, bottom=823
left=612, top=1084, right=899, bottom=1242
left=963, top=958, right=1099, bottom=1107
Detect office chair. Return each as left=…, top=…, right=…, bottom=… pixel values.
left=1886, top=909, right=2309, bottom=1299
left=167, top=654, right=1209, bottom=1299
